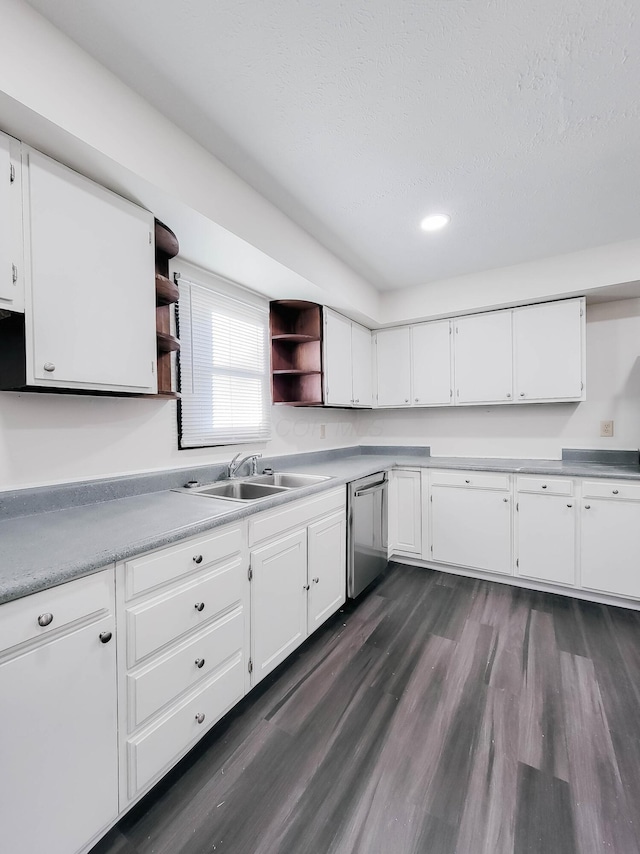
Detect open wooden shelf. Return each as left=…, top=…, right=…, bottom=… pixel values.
left=154, top=220, right=180, bottom=395
left=270, top=301, right=324, bottom=406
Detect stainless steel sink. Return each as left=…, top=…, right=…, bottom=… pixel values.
left=174, top=471, right=332, bottom=502
left=181, top=481, right=289, bottom=501
left=250, top=473, right=331, bottom=488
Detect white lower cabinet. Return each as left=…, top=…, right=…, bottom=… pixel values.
left=250, top=488, right=347, bottom=687
left=515, top=488, right=576, bottom=586
left=390, top=468, right=422, bottom=556
left=117, top=525, right=247, bottom=805
left=580, top=481, right=640, bottom=599
left=0, top=571, right=118, bottom=854
left=430, top=472, right=512, bottom=575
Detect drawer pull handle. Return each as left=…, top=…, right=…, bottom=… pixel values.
left=43, top=362, right=56, bottom=373
left=193, top=554, right=203, bottom=564
left=313, top=577, right=320, bottom=584
left=194, top=602, right=205, bottom=612
left=613, top=489, right=619, bottom=495
left=195, top=713, right=205, bottom=725
left=195, top=658, right=205, bottom=669
left=585, top=504, right=591, bottom=510
left=541, top=484, right=547, bottom=489
left=303, top=584, right=310, bottom=591
left=465, top=479, right=470, bottom=484
left=99, top=631, right=112, bottom=644
left=37, top=613, right=53, bottom=627
left=567, top=504, right=573, bottom=508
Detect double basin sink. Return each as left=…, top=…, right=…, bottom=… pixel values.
left=175, top=472, right=332, bottom=503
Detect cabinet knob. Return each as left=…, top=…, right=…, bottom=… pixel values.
left=37, top=613, right=53, bottom=627
left=195, top=658, right=205, bottom=669
left=355, top=398, right=359, bottom=403
left=585, top=504, right=591, bottom=510
left=541, top=484, right=547, bottom=489
left=612, top=489, right=619, bottom=495
left=303, top=584, right=310, bottom=591
left=193, top=554, right=203, bottom=564
left=194, top=602, right=205, bottom=612
left=506, top=393, right=512, bottom=399
left=99, top=631, right=112, bottom=644
left=503, top=498, right=508, bottom=503
left=520, top=392, right=525, bottom=397
left=415, top=398, right=419, bottom=403
left=195, top=713, right=205, bottom=724
left=567, top=503, right=573, bottom=508
left=465, top=479, right=470, bottom=484
left=405, top=398, right=409, bottom=403
left=313, top=577, right=320, bottom=584
left=43, top=362, right=55, bottom=373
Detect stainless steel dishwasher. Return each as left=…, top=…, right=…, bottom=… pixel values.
left=347, top=472, right=389, bottom=598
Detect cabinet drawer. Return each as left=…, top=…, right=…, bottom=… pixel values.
left=516, top=476, right=573, bottom=496
left=582, top=480, right=640, bottom=501
left=248, top=487, right=346, bottom=547
left=127, top=654, right=244, bottom=798
left=124, top=525, right=242, bottom=600
left=127, top=607, right=244, bottom=730
left=0, top=570, right=113, bottom=654
left=126, top=557, right=242, bottom=666
left=429, top=471, right=510, bottom=491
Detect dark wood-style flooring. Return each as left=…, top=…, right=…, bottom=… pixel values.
left=91, top=564, right=640, bottom=854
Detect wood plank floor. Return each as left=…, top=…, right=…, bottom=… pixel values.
left=91, top=564, right=640, bottom=854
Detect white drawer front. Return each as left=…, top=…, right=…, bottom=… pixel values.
left=582, top=480, right=640, bottom=501
left=127, top=654, right=244, bottom=798
left=516, top=476, right=573, bottom=496
left=126, top=557, right=242, bottom=666
left=248, top=487, right=346, bottom=547
left=124, top=525, right=242, bottom=600
left=127, top=607, right=244, bottom=730
left=0, top=570, right=113, bottom=654
left=429, top=471, right=510, bottom=491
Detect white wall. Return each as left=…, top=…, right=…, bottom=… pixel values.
left=0, top=396, right=362, bottom=490
left=361, top=299, right=640, bottom=458
left=381, top=239, right=640, bottom=325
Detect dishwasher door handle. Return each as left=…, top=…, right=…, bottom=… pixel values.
left=354, top=481, right=386, bottom=497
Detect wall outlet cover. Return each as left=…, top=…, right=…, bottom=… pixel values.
left=600, top=420, right=614, bottom=438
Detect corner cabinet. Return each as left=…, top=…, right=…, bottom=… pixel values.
left=0, top=571, right=118, bottom=854
left=22, top=148, right=157, bottom=394
left=270, top=300, right=324, bottom=405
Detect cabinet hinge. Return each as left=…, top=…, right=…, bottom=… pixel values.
left=450, top=389, right=453, bottom=398
left=581, top=381, right=584, bottom=391
left=430, top=494, right=433, bottom=502
left=580, top=308, right=584, bottom=317
left=516, top=558, right=519, bottom=568
left=430, top=544, right=433, bottom=553
left=516, top=502, right=519, bottom=511
left=248, top=566, right=253, bottom=581
left=151, top=361, right=155, bottom=374
left=248, top=658, right=253, bottom=674
left=149, top=231, right=152, bottom=245
left=9, top=163, right=15, bottom=184
left=11, top=264, right=17, bottom=284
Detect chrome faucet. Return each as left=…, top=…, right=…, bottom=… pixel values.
left=227, top=452, right=262, bottom=478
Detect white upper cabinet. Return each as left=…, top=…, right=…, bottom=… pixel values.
left=375, top=326, right=412, bottom=406
left=454, top=310, right=513, bottom=404
left=411, top=320, right=452, bottom=406
left=23, top=147, right=157, bottom=393
left=323, top=308, right=372, bottom=407
left=351, top=320, right=373, bottom=406
left=0, top=132, right=23, bottom=311
left=513, top=298, right=585, bottom=402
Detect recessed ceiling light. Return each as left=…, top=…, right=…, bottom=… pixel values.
left=420, top=214, right=451, bottom=232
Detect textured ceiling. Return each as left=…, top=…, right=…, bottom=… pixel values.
left=25, top=0, right=640, bottom=291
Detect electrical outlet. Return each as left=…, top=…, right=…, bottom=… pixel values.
left=600, top=420, right=614, bottom=438
left=320, top=424, right=326, bottom=439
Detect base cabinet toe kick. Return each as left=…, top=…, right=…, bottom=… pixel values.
left=389, top=468, right=640, bottom=608
left=0, top=487, right=347, bottom=854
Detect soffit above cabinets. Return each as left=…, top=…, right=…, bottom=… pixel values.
left=24, top=0, right=640, bottom=291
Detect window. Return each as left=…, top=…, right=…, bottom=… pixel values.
left=176, top=270, right=271, bottom=448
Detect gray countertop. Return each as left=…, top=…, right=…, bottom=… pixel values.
left=2, top=448, right=640, bottom=606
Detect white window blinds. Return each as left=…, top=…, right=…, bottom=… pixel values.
left=177, top=274, right=271, bottom=447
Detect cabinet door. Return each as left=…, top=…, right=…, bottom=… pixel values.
left=411, top=320, right=452, bottom=406
left=308, top=511, right=346, bottom=632
left=375, top=326, right=411, bottom=406
left=454, top=311, right=513, bottom=404
left=0, top=133, right=23, bottom=310
left=516, top=493, right=576, bottom=585
left=351, top=321, right=373, bottom=407
left=513, top=299, right=584, bottom=402
left=24, top=148, right=157, bottom=393
left=323, top=308, right=353, bottom=405
left=391, top=469, right=422, bottom=554
left=431, top=486, right=512, bottom=574
left=581, top=500, right=640, bottom=598
left=251, top=529, right=308, bottom=684
left=0, top=618, right=118, bottom=854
